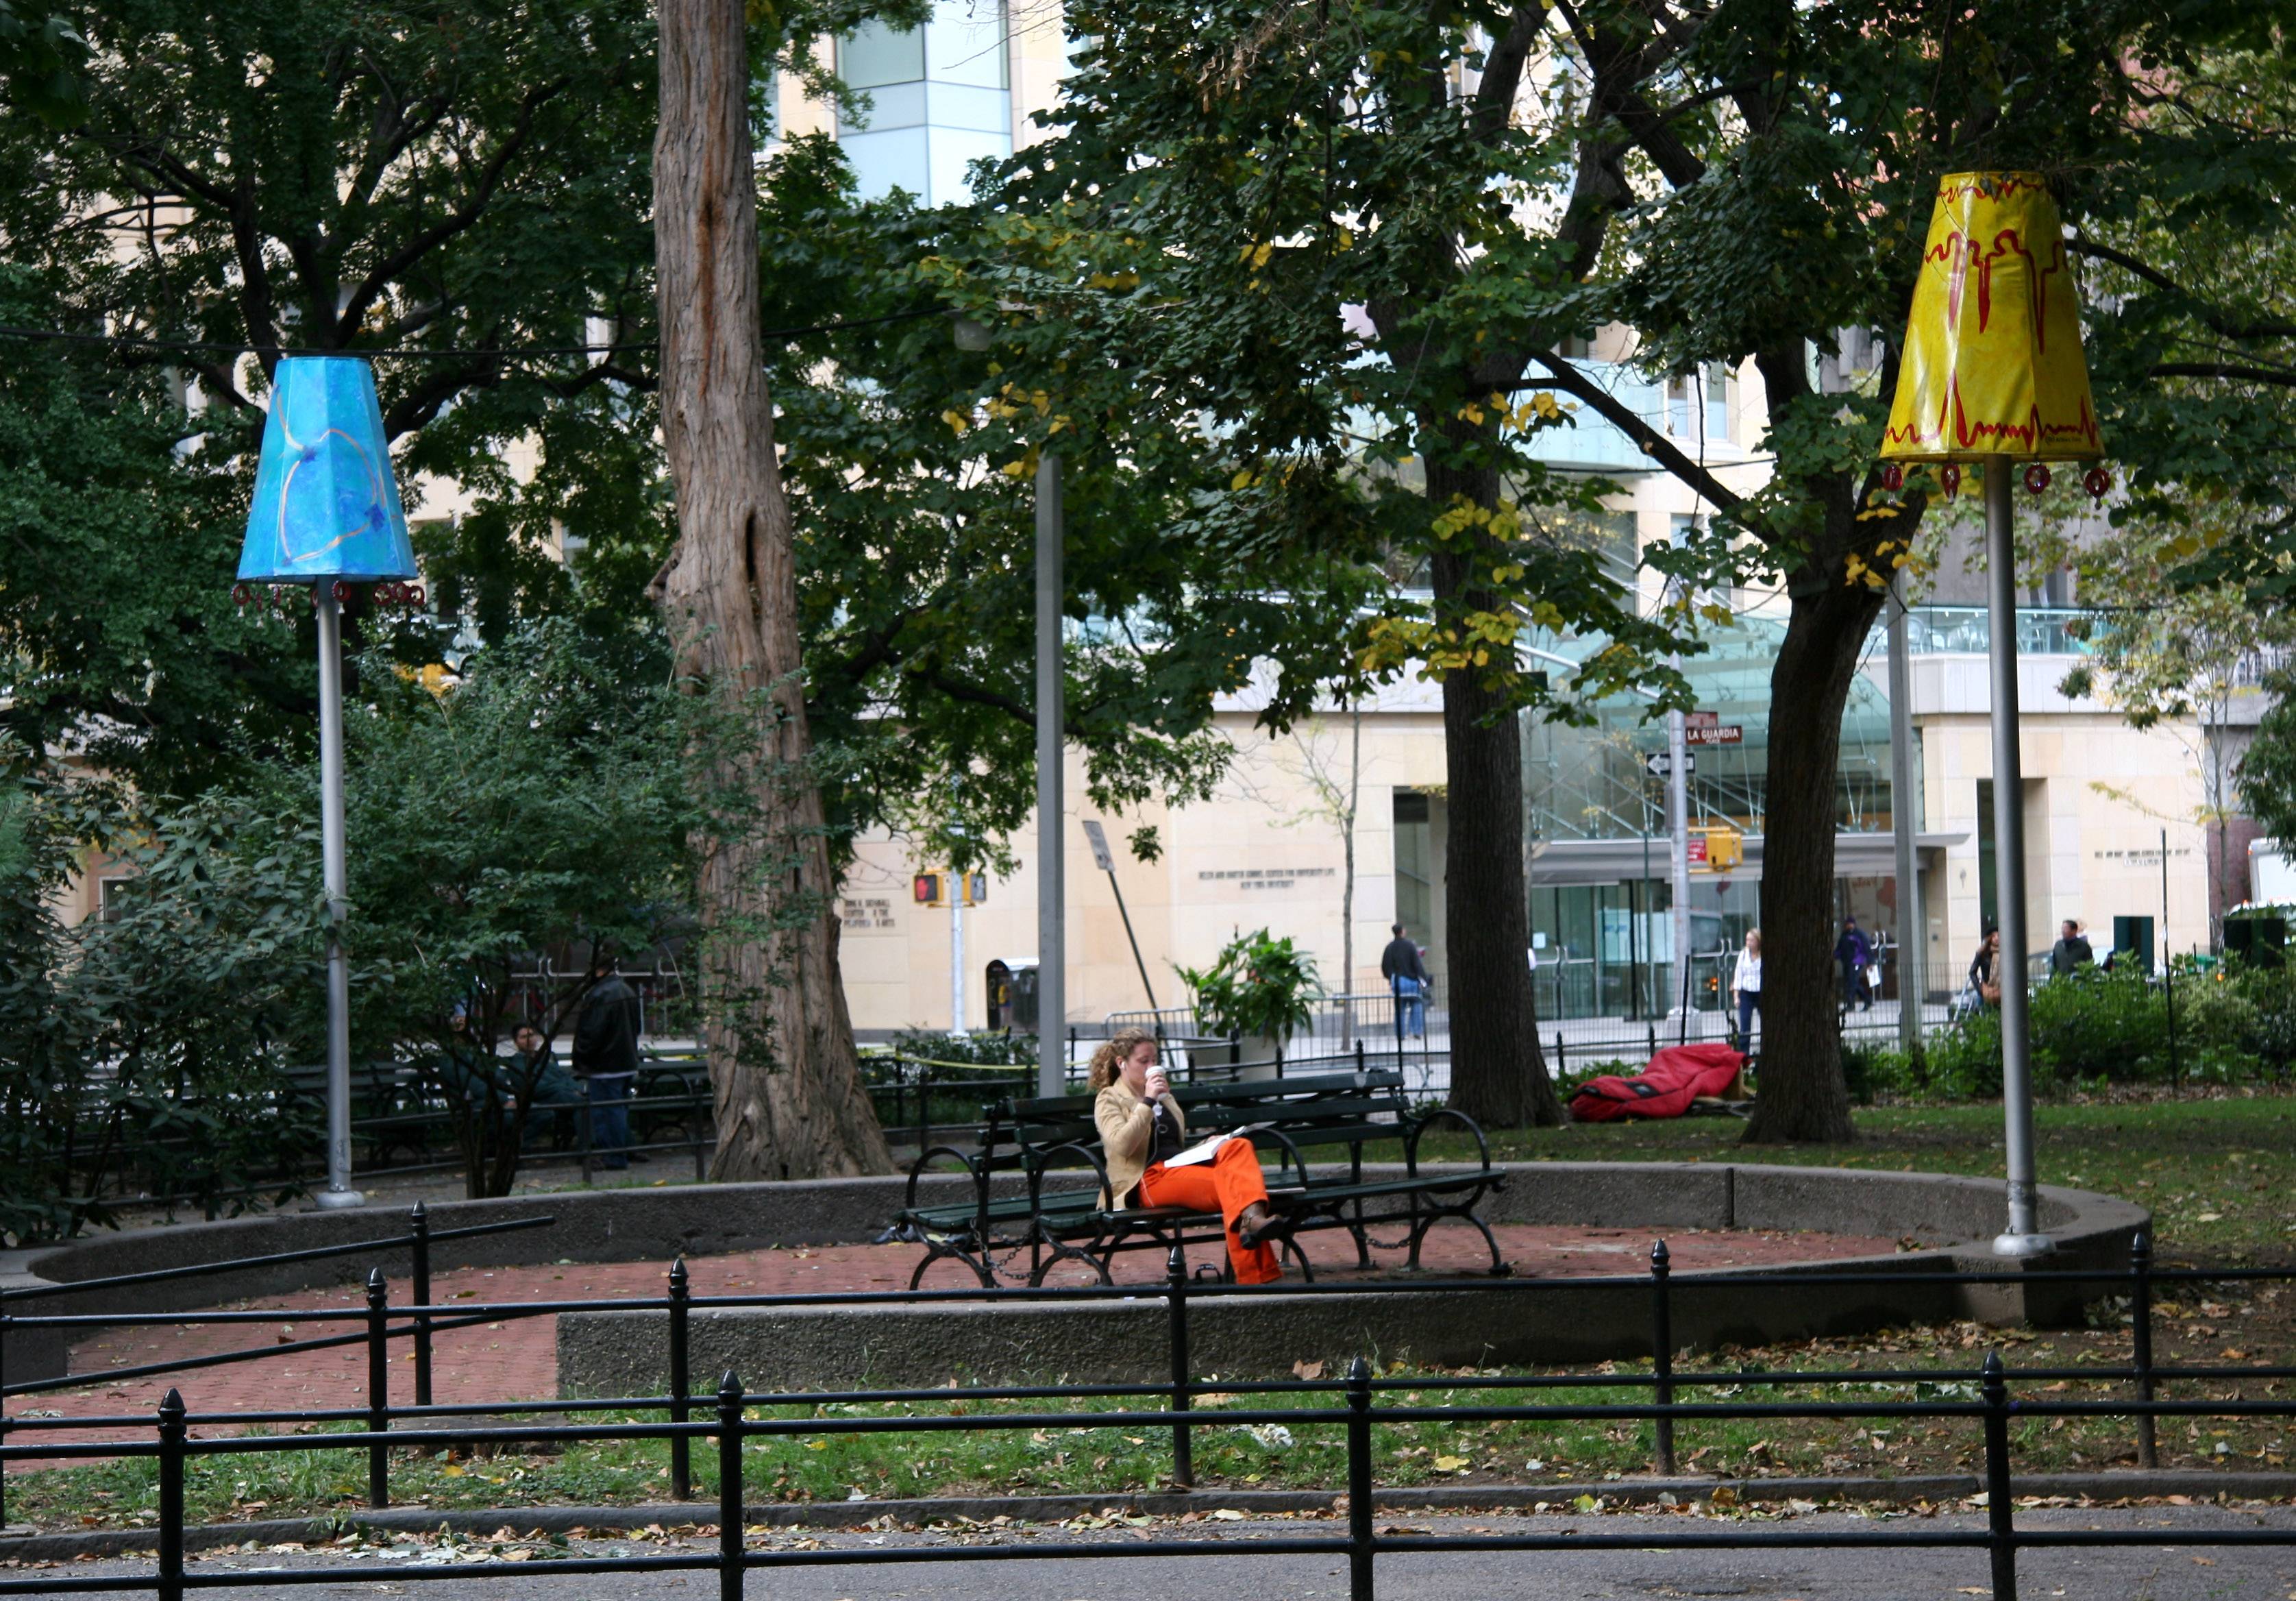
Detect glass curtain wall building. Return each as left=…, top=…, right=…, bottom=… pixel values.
left=1520, top=615, right=1931, bottom=1021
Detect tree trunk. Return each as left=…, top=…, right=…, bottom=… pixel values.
left=1738, top=568, right=1884, bottom=1145
left=1426, top=454, right=1561, bottom=1128
left=652, top=0, right=891, bottom=1180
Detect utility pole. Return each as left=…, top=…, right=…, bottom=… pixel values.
left=1036, top=452, right=1066, bottom=1098
left=950, top=876, right=967, bottom=1036
left=1666, top=522, right=1692, bottom=1023
left=1888, top=571, right=1926, bottom=1058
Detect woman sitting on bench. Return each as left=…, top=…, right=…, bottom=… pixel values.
left=1091, top=1028, right=1293, bottom=1284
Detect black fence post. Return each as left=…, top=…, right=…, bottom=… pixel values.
left=1647, top=1023, right=1657, bottom=1060
left=1346, top=1356, right=1374, bottom=1601
left=1555, top=1031, right=1566, bottom=1082
left=579, top=1087, right=595, bottom=1186
left=2130, top=1232, right=2157, bottom=1468
left=917, top=1060, right=931, bottom=1153
left=0, top=1313, right=10, bottom=1529
left=365, top=1268, right=391, bottom=1508
left=1165, top=1245, right=1193, bottom=1487
left=408, top=1203, right=434, bottom=1411
left=717, top=1370, right=745, bottom=1601
left=157, top=1386, right=186, bottom=1601
left=1355, top=1038, right=1366, bottom=1079
left=669, top=1257, right=693, bottom=1501
left=1982, top=1352, right=2019, bottom=1601
left=1650, top=1239, right=1676, bottom=1476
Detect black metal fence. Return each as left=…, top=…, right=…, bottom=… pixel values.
left=4, top=1232, right=2291, bottom=1600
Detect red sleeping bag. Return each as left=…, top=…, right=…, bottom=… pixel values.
left=1568, top=1042, right=1745, bottom=1123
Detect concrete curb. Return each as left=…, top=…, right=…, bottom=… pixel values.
left=6, top=1471, right=2293, bottom=1563
left=6, top=1163, right=2150, bottom=1389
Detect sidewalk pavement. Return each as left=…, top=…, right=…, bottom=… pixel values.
left=27, top=1505, right=2296, bottom=1601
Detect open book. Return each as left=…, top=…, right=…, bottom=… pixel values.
left=1163, top=1123, right=1276, bottom=1168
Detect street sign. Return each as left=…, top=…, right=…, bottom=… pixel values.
left=1685, top=710, right=1719, bottom=729
left=1081, top=818, right=1117, bottom=874
left=1686, top=724, right=1743, bottom=747
left=1644, top=751, right=1697, bottom=778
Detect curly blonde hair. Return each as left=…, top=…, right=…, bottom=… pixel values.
left=1087, top=1027, right=1159, bottom=1090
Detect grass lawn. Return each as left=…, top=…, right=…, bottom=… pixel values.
left=1420, top=1090, right=2296, bottom=1262
left=12, top=1093, right=2293, bottom=1533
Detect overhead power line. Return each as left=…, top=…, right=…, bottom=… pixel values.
left=0, top=304, right=950, bottom=361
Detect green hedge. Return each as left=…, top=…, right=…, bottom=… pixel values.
left=1848, top=963, right=2296, bottom=1102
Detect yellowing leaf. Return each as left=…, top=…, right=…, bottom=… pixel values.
left=1433, top=1455, right=1468, bottom=1471
left=939, top=409, right=970, bottom=436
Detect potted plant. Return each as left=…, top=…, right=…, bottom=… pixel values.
left=1176, top=929, right=1322, bottom=1077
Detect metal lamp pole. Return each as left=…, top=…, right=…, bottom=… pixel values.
left=312, top=584, right=364, bottom=1209
left=1985, top=466, right=2049, bottom=1256
left=954, top=316, right=1067, bottom=1097
left=1035, top=451, right=1066, bottom=1099
left=1888, top=571, right=1927, bottom=1058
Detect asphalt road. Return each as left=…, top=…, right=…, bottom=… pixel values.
left=18, top=1506, right=2296, bottom=1600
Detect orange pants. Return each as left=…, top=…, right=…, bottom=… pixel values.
left=1137, top=1136, right=1281, bottom=1284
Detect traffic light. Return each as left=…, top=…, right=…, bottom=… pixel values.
left=913, top=872, right=944, bottom=907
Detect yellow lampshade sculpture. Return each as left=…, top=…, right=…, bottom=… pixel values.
left=1878, top=171, right=2114, bottom=1260
left=1880, top=171, right=2108, bottom=502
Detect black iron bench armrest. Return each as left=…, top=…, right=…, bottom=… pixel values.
left=1029, top=1138, right=1115, bottom=1210
left=902, top=1143, right=986, bottom=1211
left=1405, top=1105, right=1491, bottom=1176
left=1250, top=1124, right=1313, bottom=1188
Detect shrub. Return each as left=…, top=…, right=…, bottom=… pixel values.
left=2027, top=968, right=2169, bottom=1082
left=1176, top=929, right=1322, bottom=1041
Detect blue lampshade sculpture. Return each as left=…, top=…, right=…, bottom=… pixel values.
left=238, top=356, right=419, bottom=584
left=234, top=356, right=423, bottom=1211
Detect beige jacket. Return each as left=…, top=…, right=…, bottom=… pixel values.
left=1095, top=1080, right=1183, bottom=1208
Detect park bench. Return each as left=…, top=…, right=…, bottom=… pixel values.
left=888, top=1067, right=1509, bottom=1288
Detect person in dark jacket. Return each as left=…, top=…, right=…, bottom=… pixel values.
left=1834, top=916, right=1875, bottom=1012
left=2049, top=919, right=2095, bottom=977
left=513, top=1024, right=584, bottom=1150
left=1381, top=923, right=1429, bottom=1038
left=573, top=957, right=645, bottom=1169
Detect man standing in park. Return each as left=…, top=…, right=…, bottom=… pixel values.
left=1834, top=916, right=1875, bottom=1013
left=1382, top=922, right=1429, bottom=1039
left=2051, top=918, right=2095, bottom=977
left=574, top=955, right=645, bottom=1169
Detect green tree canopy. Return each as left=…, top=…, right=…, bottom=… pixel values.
left=970, top=0, right=2296, bottom=1136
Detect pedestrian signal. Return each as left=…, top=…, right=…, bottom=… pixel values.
left=914, top=871, right=986, bottom=907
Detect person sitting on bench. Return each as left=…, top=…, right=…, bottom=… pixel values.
left=1091, top=1027, right=1292, bottom=1283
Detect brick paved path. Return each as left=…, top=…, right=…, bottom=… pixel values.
left=8, top=1224, right=1899, bottom=1467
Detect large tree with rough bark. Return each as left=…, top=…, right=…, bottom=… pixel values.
left=653, top=0, right=891, bottom=1179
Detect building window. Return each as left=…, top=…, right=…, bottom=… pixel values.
left=837, top=0, right=1011, bottom=206
left=1703, top=361, right=1730, bottom=444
